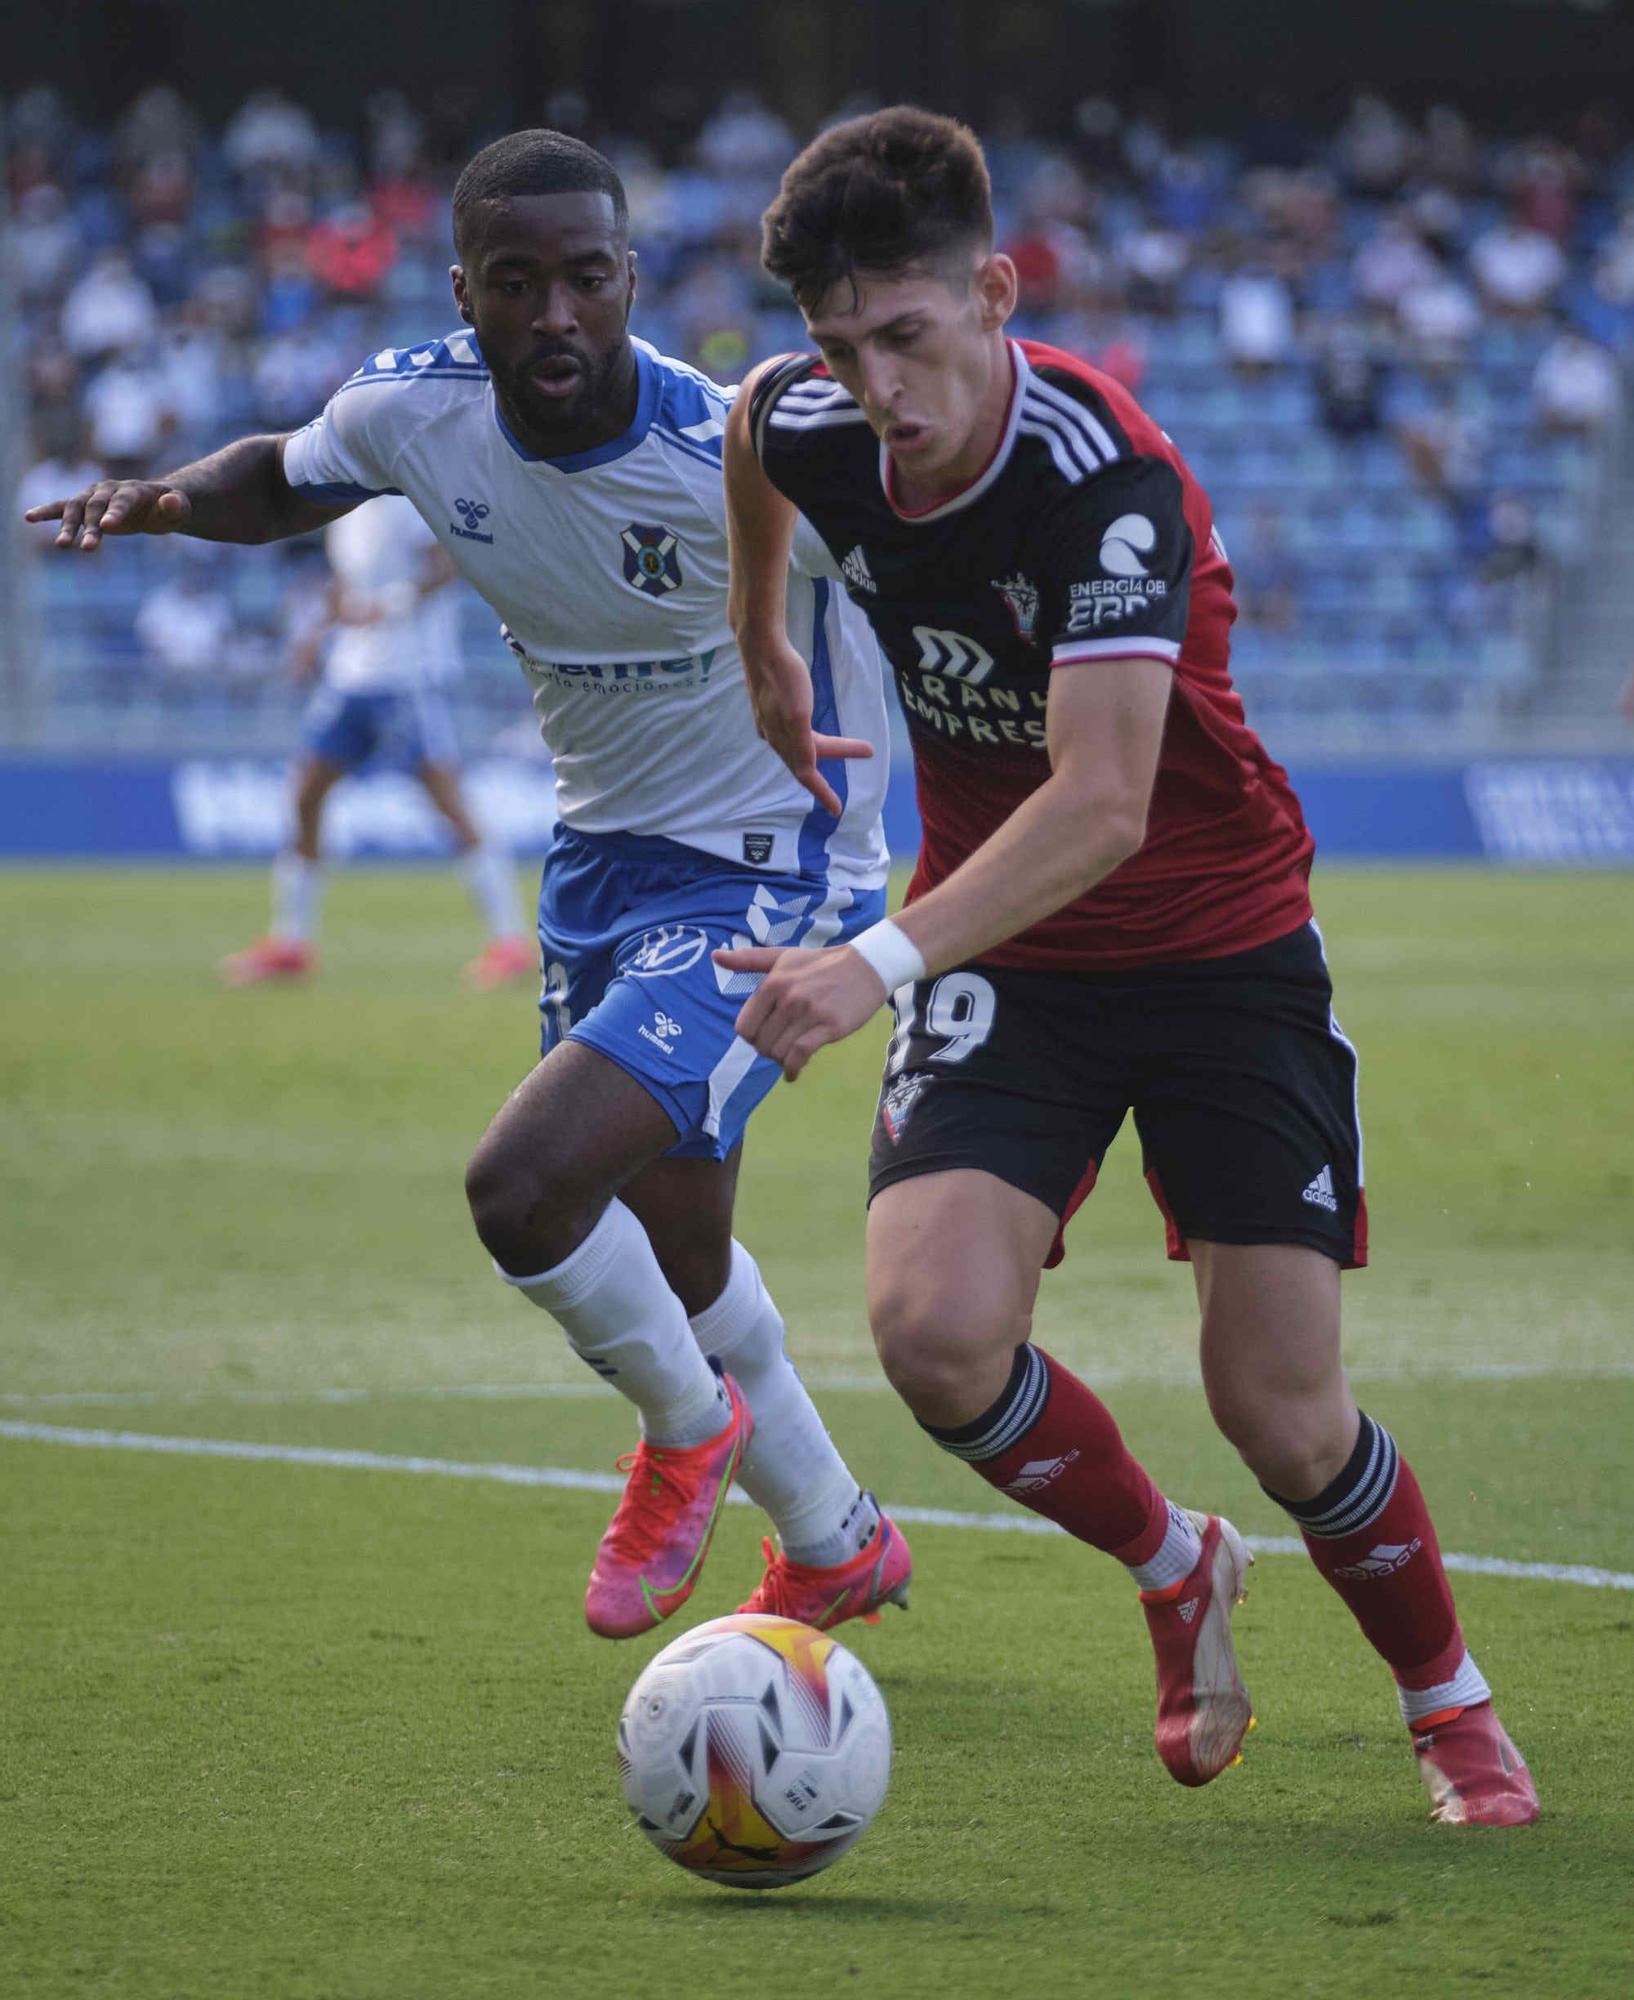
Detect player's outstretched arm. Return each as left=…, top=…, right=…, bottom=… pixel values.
left=23, top=435, right=353, bottom=553
left=725, top=368, right=872, bottom=818
left=714, top=657, right=1173, bottom=1079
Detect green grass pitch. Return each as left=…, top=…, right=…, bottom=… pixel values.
left=2, top=863, right=1632, bottom=1999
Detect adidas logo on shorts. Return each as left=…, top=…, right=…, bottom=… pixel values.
left=1302, top=1163, right=1339, bottom=1212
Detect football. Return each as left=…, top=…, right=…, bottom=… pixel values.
left=617, top=1613, right=892, bottom=1890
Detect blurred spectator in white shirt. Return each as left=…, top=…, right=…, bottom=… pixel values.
left=11, top=184, right=80, bottom=305
left=1352, top=214, right=1437, bottom=313
left=112, top=86, right=201, bottom=178
left=695, top=91, right=794, bottom=177
left=83, top=356, right=176, bottom=476
left=1532, top=330, right=1623, bottom=436
left=60, top=251, right=160, bottom=362
left=1338, top=95, right=1413, bottom=198
left=134, top=563, right=235, bottom=689
left=1397, top=262, right=1481, bottom=367
left=1470, top=216, right=1566, bottom=315
left=251, top=323, right=351, bottom=431
left=1219, top=266, right=1295, bottom=372
left=224, top=90, right=320, bottom=181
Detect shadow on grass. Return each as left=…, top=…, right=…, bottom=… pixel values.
left=656, top=1890, right=971, bottom=1921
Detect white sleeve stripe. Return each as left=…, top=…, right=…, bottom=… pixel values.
left=1018, top=412, right=1095, bottom=485
left=1021, top=393, right=1108, bottom=477
left=1051, top=637, right=1182, bottom=664
left=1026, top=374, right=1122, bottom=462
left=768, top=407, right=873, bottom=430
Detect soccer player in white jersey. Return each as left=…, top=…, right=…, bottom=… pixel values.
left=218, top=492, right=537, bottom=990
left=26, top=130, right=911, bottom=1639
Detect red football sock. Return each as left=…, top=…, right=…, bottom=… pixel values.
left=922, top=1345, right=1169, bottom=1561
left=1272, top=1411, right=1464, bottom=1684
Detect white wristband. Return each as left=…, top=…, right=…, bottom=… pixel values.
left=849, top=918, right=926, bottom=995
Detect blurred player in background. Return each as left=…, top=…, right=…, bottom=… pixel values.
left=219, top=492, right=536, bottom=988
left=719, top=107, right=1537, bottom=1827
left=25, top=130, right=910, bottom=1642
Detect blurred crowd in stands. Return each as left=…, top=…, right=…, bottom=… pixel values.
left=7, top=82, right=1633, bottom=737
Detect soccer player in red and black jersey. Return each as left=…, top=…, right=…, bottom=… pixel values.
left=714, top=108, right=1536, bottom=1826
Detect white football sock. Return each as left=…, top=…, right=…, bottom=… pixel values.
left=497, top=1199, right=728, bottom=1447
left=691, top=1240, right=878, bottom=1567
left=271, top=851, right=322, bottom=944
left=1397, top=1649, right=1491, bottom=1726
left=460, top=842, right=524, bottom=941
left=1127, top=1500, right=1205, bottom=1593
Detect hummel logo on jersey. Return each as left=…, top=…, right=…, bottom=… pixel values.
left=1333, top=1538, right=1422, bottom=1581
left=1302, top=1164, right=1339, bottom=1212
left=1176, top=1597, right=1201, bottom=1625
left=637, top=1010, right=684, bottom=1055
left=841, top=545, right=877, bottom=595
left=621, top=522, right=682, bottom=597
left=451, top=496, right=494, bottom=543
left=913, top=625, right=996, bottom=686
left=1003, top=1448, right=1080, bottom=1497
left=991, top=572, right=1040, bottom=641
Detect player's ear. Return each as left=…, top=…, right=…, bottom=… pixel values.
left=626, top=249, right=639, bottom=315
left=975, top=253, right=1018, bottom=331
left=450, top=264, right=473, bottom=325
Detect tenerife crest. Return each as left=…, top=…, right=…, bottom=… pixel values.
left=991, top=572, right=1040, bottom=642
left=622, top=523, right=683, bottom=597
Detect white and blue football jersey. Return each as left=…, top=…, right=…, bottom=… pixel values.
left=283, top=332, right=889, bottom=892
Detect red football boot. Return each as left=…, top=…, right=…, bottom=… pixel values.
left=1411, top=1702, right=1539, bottom=1826
left=737, top=1508, right=913, bottom=1630
left=1138, top=1510, right=1255, bottom=1787
left=464, top=934, right=537, bottom=989
left=585, top=1374, right=752, bottom=1639
left=218, top=936, right=315, bottom=986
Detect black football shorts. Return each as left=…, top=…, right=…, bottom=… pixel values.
left=867, top=919, right=1367, bottom=1270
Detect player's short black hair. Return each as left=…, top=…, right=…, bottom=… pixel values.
left=452, top=130, right=628, bottom=253
left=761, top=106, right=993, bottom=313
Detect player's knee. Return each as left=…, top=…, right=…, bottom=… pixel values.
left=1208, top=1387, right=1351, bottom=1500
left=869, top=1283, right=1011, bottom=1422
left=465, top=1135, right=557, bottom=1271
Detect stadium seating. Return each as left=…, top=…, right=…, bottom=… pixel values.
left=9, top=87, right=1631, bottom=743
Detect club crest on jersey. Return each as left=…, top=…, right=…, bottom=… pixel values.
left=625, top=925, right=710, bottom=978
left=881, top=1073, right=927, bottom=1143
left=991, top=572, right=1039, bottom=642
left=621, top=523, right=682, bottom=597
left=451, top=496, right=494, bottom=544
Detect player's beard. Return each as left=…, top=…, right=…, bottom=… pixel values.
left=495, top=338, right=630, bottom=445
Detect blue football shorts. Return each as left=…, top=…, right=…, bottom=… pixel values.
left=301, top=684, right=460, bottom=771
left=537, top=822, right=887, bottom=1163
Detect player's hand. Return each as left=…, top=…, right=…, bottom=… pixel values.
left=739, top=627, right=873, bottom=818
left=711, top=941, right=888, bottom=1080
left=24, top=480, right=192, bottom=552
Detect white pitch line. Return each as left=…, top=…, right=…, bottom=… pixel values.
left=4, top=1358, right=1633, bottom=1410
left=2, top=1420, right=1629, bottom=1595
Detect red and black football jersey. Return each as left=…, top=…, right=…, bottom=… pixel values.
left=748, top=338, right=1315, bottom=971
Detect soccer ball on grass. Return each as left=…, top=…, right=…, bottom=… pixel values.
left=617, top=1612, right=891, bottom=1889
